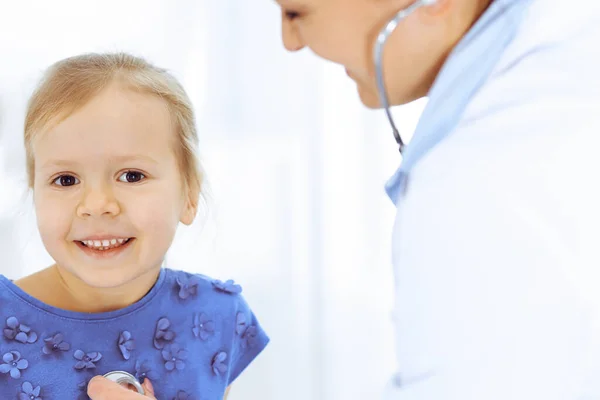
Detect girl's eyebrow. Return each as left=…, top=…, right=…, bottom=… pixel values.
left=39, top=159, right=80, bottom=169
left=108, top=154, right=159, bottom=165
left=40, top=155, right=159, bottom=170
left=275, top=0, right=304, bottom=6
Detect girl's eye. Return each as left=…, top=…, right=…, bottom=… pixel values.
left=118, top=171, right=146, bottom=183
left=53, top=175, right=79, bottom=187
left=284, top=10, right=301, bottom=20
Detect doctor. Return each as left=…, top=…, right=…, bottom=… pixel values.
left=276, top=0, right=600, bottom=398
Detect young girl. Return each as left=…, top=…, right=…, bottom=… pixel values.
left=0, top=52, right=269, bottom=399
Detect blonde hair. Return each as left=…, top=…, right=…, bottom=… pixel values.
left=24, top=52, right=202, bottom=207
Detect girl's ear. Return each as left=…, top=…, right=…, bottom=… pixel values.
left=180, top=179, right=200, bottom=226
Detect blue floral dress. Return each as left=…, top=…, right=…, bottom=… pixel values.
left=0, top=268, right=269, bottom=399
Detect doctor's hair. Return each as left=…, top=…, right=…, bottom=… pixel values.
left=23, top=52, right=204, bottom=212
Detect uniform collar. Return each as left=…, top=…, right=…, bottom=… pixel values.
left=385, top=0, right=533, bottom=203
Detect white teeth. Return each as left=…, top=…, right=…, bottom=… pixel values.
left=81, top=238, right=130, bottom=251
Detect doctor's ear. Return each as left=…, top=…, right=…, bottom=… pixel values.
left=418, top=0, right=453, bottom=19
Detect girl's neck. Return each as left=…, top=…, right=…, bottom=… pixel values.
left=14, top=265, right=161, bottom=313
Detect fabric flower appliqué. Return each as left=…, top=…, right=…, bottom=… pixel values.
left=4, top=317, right=38, bottom=344
left=19, top=381, right=42, bottom=400
left=235, top=312, right=247, bottom=335
left=162, top=344, right=188, bottom=372
left=118, top=331, right=135, bottom=360
left=42, top=333, right=70, bottom=355
left=154, top=318, right=176, bottom=350
left=172, top=391, right=195, bottom=400
left=192, top=313, right=215, bottom=341
left=135, top=360, right=159, bottom=383
left=0, top=351, right=28, bottom=379
left=241, top=326, right=259, bottom=350
left=211, top=279, right=242, bottom=295
left=73, top=350, right=102, bottom=370
left=211, top=351, right=228, bottom=376
left=175, top=274, right=199, bottom=300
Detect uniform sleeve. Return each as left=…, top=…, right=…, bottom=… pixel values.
left=227, top=294, right=270, bottom=385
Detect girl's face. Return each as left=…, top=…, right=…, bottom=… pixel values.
left=32, top=83, right=197, bottom=290
left=277, top=0, right=487, bottom=107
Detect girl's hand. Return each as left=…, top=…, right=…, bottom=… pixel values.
left=87, top=376, right=157, bottom=399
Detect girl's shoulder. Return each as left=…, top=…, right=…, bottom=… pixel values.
left=165, top=268, right=245, bottom=299
left=162, top=269, right=270, bottom=365
left=162, top=268, right=254, bottom=318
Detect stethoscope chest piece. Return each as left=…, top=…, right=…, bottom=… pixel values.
left=103, top=370, right=145, bottom=395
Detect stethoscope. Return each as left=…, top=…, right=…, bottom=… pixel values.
left=103, top=371, right=145, bottom=395
left=374, top=0, right=437, bottom=153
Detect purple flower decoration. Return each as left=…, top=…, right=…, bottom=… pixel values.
left=241, top=326, right=259, bottom=350
left=4, top=317, right=38, bottom=344
left=118, top=331, right=135, bottom=360
left=19, top=381, right=42, bottom=400
left=153, top=317, right=176, bottom=350
left=176, top=274, right=199, bottom=300
left=211, top=279, right=242, bottom=295
left=192, top=313, right=215, bottom=341
left=73, top=350, right=102, bottom=370
left=172, top=391, right=196, bottom=400
left=0, top=351, right=28, bottom=379
left=135, top=360, right=159, bottom=383
left=162, top=344, right=188, bottom=372
left=42, top=333, right=70, bottom=355
left=211, top=351, right=228, bottom=376
left=235, top=312, right=247, bottom=335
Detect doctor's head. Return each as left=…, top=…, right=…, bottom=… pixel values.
left=276, top=0, right=492, bottom=108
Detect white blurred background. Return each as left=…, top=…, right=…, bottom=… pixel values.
left=0, top=1, right=426, bottom=399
